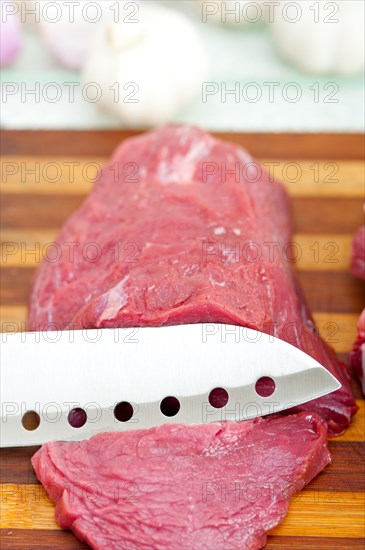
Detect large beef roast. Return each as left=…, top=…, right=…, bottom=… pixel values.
left=28, top=125, right=356, bottom=435
left=32, top=413, right=330, bottom=550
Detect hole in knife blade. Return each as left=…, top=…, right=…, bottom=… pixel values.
left=160, top=396, right=180, bottom=417
left=21, top=411, right=40, bottom=431
left=209, top=388, right=229, bottom=408
left=68, top=408, right=87, bottom=428
left=114, top=401, right=134, bottom=422
left=255, top=377, right=276, bottom=397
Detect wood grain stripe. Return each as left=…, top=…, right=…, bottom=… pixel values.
left=282, top=160, right=364, bottom=197
left=0, top=530, right=89, bottom=549
left=2, top=131, right=364, bottom=159
left=1, top=269, right=34, bottom=307
left=1, top=158, right=363, bottom=198
left=0, top=447, right=40, bottom=485
left=0, top=157, right=105, bottom=196
left=1, top=195, right=84, bottom=230
left=312, top=313, right=358, bottom=354
left=267, top=537, right=365, bottom=549
left=1, top=268, right=362, bottom=313
left=1, top=230, right=353, bottom=272
left=0, top=484, right=363, bottom=537
left=0, top=485, right=58, bottom=530
left=291, top=198, right=363, bottom=235
left=325, top=441, right=365, bottom=492
left=295, top=272, right=364, bottom=314
left=0, top=307, right=358, bottom=355
left=269, top=491, right=365, bottom=538
left=294, top=235, right=352, bottom=271
left=0, top=307, right=27, bottom=326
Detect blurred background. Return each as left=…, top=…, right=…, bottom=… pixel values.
left=1, top=0, right=364, bottom=132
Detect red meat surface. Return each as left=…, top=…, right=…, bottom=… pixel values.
left=350, top=309, right=365, bottom=394
left=350, top=226, right=365, bottom=393
left=28, top=125, right=356, bottom=435
left=32, top=413, right=330, bottom=550
left=350, top=225, right=365, bottom=280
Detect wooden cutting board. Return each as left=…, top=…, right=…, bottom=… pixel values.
left=0, top=131, right=364, bottom=550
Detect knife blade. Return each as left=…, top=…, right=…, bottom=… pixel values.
left=0, top=323, right=340, bottom=447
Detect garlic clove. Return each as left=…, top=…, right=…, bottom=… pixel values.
left=82, top=3, right=208, bottom=127
left=107, top=21, right=148, bottom=53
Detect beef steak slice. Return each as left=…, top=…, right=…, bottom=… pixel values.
left=32, top=413, right=330, bottom=550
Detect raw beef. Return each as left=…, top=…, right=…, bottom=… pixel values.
left=28, top=125, right=356, bottom=435
left=350, top=225, right=365, bottom=279
left=32, top=413, right=330, bottom=550
left=350, top=226, right=365, bottom=393
left=350, top=309, right=365, bottom=394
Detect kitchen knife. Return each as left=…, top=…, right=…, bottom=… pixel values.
left=0, top=323, right=341, bottom=447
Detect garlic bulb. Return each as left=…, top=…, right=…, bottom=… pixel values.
left=82, top=3, right=207, bottom=126
left=0, top=8, right=22, bottom=66
left=271, top=0, right=365, bottom=75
